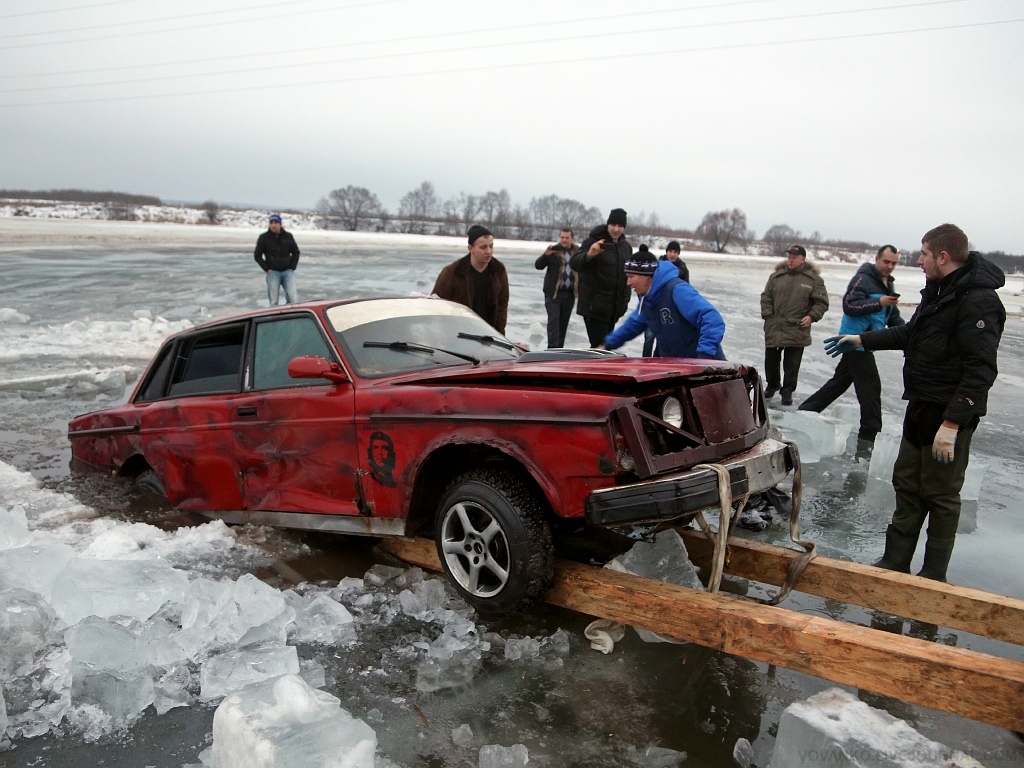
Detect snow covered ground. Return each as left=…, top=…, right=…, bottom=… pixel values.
left=0, top=218, right=1022, bottom=767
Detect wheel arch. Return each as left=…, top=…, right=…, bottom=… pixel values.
left=118, top=453, right=152, bottom=478
left=404, top=442, right=555, bottom=537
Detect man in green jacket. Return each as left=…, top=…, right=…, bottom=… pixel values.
left=760, top=245, right=829, bottom=405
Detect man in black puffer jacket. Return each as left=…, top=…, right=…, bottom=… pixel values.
left=254, top=213, right=301, bottom=305
left=826, top=224, right=1005, bottom=582
left=571, top=208, right=632, bottom=347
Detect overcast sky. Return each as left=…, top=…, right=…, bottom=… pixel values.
left=1, top=0, right=1022, bottom=252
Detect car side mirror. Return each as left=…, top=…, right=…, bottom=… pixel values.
left=287, top=355, right=349, bottom=383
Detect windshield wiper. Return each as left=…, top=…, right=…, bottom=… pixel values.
left=457, top=332, right=518, bottom=351
left=363, top=340, right=480, bottom=365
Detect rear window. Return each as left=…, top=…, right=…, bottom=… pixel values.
left=166, top=324, right=246, bottom=397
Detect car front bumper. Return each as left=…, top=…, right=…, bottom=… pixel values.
left=584, top=437, right=797, bottom=527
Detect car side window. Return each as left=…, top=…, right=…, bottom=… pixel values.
left=252, top=315, right=334, bottom=390
left=135, top=342, right=175, bottom=402
left=166, top=325, right=246, bottom=398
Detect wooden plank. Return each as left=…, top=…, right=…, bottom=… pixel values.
left=381, top=537, right=1024, bottom=732
left=677, top=529, right=1024, bottom=646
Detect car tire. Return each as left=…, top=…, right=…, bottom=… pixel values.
left=435, top=470, right=554, bottom=615
left=135, top=469, right=166, bottom=498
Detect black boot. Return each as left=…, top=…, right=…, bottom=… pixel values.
left=854, top=438, right=874, bottom=464
left=917, top=541, right=954, bottom=582
left=780, top=389, right=793, bottom=406
left=764, top=386, right=778, bottom=400
left=872, top=525, right=917, bottom=573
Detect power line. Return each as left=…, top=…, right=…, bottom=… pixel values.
left=0, top=0, right=404, bottom=48
left=1, top=16, right=1018, bottom=109
left=0, top=0, right=786, bottom=79
left=0, top=0, right=969, bottom=94
left=0, top=0, right=143, bottom=19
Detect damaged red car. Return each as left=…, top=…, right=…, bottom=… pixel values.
left=68, top=297, right=796, bottom=613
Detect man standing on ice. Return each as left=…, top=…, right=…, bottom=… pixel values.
left=826, top=224, right=1004, bottom=582
left=799, top=245, right=904, bottom=461
left=432, top=224, right=509, bottom=334
left=571, top=208, right=633, bottom=347
left=759, top=245, right=829, bottom=405
left=254, top=213, right=300, bottom=305
left=599, top=249, right=726, bottom=360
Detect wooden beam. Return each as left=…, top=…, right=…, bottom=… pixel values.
left=677, top=529, right=1024, bottom=646
left=381, top=537, right=1024, bottom=733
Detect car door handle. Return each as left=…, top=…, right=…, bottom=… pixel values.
left=237, top=405, right=258, bottom=418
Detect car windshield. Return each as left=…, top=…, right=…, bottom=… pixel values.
left=325, top=298, right=520, bottom=377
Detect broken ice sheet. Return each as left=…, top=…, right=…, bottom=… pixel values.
left=283, top=590, right=356, bottom=645
left=199, top=644, right=299, bottom=701
left=415, top=648, right=482, bottom=693
left=49, top=557, right=189, bottom=625
left=479, top=743, right=529, bottom=768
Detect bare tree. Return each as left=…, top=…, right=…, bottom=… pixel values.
left=318, top=185, right=385, bottom=231
left=201, top=200, right=219, bottom=224
left=555, top=198, right=593, bottom=233
left=398, top=181, right=440, bottom=234
left=696, top=208, right=750, bottom=253
left=763, top=224, right=801, bottom=255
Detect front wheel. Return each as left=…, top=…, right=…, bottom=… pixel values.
left=435, top=470, right=553, bottom=615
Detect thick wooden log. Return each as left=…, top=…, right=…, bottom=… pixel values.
left=677, top=529, right=1024, bottom=646
left=381, top=537, right=1024, bottom=732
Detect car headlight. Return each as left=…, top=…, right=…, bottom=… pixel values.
left=661, top=396, right=683, bottom=428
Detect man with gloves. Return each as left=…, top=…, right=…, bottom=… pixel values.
left=799, top=245, right=904, bottom=460
left=825, top=224, right=1004, bottom=582
left=600, top=250, right=726, bottom=360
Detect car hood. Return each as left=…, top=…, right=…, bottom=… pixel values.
left=380, top=357, right=744, bottom=387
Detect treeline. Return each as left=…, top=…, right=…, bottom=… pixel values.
left=0, top=188, right=162, bottom=206
left=316, top=182, right=687, bottom=242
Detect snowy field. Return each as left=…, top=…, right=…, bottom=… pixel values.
left=1, top=219, right=1022, bottom=767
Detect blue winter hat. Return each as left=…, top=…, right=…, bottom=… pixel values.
left=268, top=213, right=282, bottom=224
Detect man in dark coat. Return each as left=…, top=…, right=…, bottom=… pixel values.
left=571, top=208, right=632, bottom=347
left=760, top=245, right=830, bottom=405
left=254, top=213, right=300, bottom=305
left=827, top=224, right=1005, bottom=582
left=432, top=225, right=509, bottom=334
left=799, top=245, right=903, bottom=458
left=535, top=228, right=579, bottom=348
left=660, top=240, right=690, bottom=282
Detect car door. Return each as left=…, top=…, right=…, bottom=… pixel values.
left=139, top=322, right=248, bottom=511
left=231, top=312, right=360, bottom=515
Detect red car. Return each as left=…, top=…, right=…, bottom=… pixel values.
left=68, top=298, right=795, bottom=613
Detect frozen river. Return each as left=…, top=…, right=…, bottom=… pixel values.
left=1, top=220, right=1022, bottom=766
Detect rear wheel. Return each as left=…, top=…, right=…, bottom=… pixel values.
left=135, top=468, right=166, bottom=498
left=435, top=470, right=553, bottom=615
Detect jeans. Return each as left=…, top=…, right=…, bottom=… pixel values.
left=266, top=269, right=297, bottom=305
left=798, top=351, right=882, bottom=440
left=544, top=290, right=575, bottom=348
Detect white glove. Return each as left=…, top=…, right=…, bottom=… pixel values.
left=931, top=424, right=958, bottom=464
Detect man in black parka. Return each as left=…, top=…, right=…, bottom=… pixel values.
left=571, top=208, right=632, bottom=347
left=826, top=224, right=1005, bottom=582
left=254, top=213, right=300, bottom=305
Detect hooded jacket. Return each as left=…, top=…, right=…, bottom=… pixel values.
left=760, top=259, right=829, bottom=347
left=837, top=261, right=905, bottom=345
left=254, top=228, right=300, bottom=272
left=432, top=254, right=509, bottom=334
left=861, top=252, right=1004, bottom=427
left=603, top=260, right=726, bottom=359
left=570, top=225, right=632, bottom=323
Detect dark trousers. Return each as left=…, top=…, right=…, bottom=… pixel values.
left=890, top=410, right=974, bottom=552
left=642, top=327, right=655, bottom=357
left=798, top=352, right=882, bottom=440
left=584, top=316, right=615, bottom=348
left=544, top=290, right=575, bottom=348
left=764, top=346, right=804, bottom=394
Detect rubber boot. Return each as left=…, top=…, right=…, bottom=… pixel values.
left=917, top=541, right=954, bottom=582
left=872, top=525, right=917, bottom=573
left=854, top=438, right=874, bottom=464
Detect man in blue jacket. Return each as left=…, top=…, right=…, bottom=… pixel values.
left=600, top=251, right=726, bottom=359
left=799, top=245, right=903, bottom=458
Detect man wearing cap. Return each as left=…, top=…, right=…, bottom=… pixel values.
left=760, top=245, right=829, bottom=405
left=432, top=225, right=509, bottom=334
left=571, top=208, right=633, bottom=347
left=254, top=213, right=300, bottom=305
left=535, top=228, right=579, bottom=348
left=799, top=245, right=904, bottom=459
left=644, top=241, right=690, bottom=355
left=601, top=250, right=726, bottom=360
